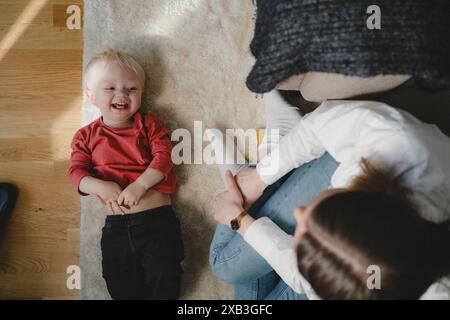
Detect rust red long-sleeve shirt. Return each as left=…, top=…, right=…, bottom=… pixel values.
left=69, top=112, right=178, bottom=195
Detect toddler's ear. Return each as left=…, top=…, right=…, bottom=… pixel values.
left=85, top=88, right=95, bottom=104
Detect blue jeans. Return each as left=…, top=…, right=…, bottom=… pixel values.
left=209, top=153, right=339, bottom=300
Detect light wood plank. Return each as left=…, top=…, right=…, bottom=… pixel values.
left=0, top=0, right=83, bottom=299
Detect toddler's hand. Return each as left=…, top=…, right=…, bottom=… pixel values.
left=96, top=181, right=125, bottom=215
left=235, top=168, right=267, bottom=209
left=117, top=180, right=147, bottom=208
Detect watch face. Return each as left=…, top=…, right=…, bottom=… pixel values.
left=230, top=219, right=240, bottom=231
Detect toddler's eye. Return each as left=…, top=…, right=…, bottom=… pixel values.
left=104, top=87, right=115, bottom=91
left=128, top=87, right=137, bottom=91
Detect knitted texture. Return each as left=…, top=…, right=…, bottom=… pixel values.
left=246, top=0, right=450, bottom=93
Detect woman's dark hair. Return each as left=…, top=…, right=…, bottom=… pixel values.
left=296, top=159, right=450, bottom=299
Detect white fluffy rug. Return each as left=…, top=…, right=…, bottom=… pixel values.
left=81, top=0, right=264, bottom=299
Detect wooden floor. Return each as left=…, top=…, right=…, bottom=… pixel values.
left=0, top=0, right=83, bottom=299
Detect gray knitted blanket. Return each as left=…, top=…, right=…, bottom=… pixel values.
left=247, top=0, right=450, bottom=93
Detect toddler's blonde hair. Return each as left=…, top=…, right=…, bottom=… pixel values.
left=85, top=49, right=146, bottom=88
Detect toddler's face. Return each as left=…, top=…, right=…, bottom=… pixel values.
left=87, top=61, right=143, bottom=126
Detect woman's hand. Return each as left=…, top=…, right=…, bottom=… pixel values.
left=235, top=167, right=267, bottom=209
left=96, top=180, right=125, bottom=215
left=117, top=180, right=148, bottom=208
left=213, top=170, right=245, bottom=226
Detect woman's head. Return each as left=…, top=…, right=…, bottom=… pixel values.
left=294, top=159, right=450, bottom=299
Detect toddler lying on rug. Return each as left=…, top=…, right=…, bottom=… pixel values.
left=68, top=50, right=184, bottom=300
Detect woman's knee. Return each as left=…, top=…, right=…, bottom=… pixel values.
left=209, top=243, right=247, bottom=284
left=209, top=241, right=274, bottom=284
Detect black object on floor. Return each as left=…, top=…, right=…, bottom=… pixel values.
left=0, top=183, right=18, bottom=227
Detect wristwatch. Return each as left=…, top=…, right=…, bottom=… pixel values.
left=230, top=210, right=248, bottom=231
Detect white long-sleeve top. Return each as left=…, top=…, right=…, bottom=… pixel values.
left=245, top=100, right=450, bottom=300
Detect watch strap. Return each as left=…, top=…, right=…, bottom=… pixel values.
left=230, top=210, right=248, bottom=230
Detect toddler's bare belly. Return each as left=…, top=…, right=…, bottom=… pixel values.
left=118, top=188, right=171, bottom=215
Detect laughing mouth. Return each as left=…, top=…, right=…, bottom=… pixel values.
left=111, top=102, right=129, bottom=110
